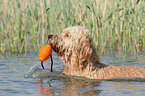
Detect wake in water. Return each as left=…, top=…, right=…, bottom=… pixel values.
left=24, top=62, right=145, bottom=82
left=24, top=61, right=64, bottom=78
left=24, top=61, right=40, bottom=78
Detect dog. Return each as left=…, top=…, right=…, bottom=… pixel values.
left=47, top=26, right=145, bottom=79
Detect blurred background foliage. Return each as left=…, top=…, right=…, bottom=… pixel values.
left=0, top=0, right=144, bottom=56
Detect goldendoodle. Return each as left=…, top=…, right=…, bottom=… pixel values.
left=47, top=26, right=145, bottom=79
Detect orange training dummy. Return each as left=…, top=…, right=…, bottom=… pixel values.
left=38, top=45, right=53, bottom=72
left=38, top=45, right=52, bottom=61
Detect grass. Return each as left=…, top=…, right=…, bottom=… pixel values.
left=0, top=0, right=145, bottom=56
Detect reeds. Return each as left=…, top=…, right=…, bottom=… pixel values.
left=0, top=0, right=145, bottom=55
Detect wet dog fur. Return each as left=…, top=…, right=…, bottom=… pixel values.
left=47, top=26, right=145, bottom=79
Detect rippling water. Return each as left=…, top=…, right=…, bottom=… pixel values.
left=1, top=51, right=145, bottom=96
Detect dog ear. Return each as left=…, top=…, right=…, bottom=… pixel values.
left=79, top=36, right=93, bottom=65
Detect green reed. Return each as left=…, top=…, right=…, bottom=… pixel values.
left=0, top=0, right=145, bottom=56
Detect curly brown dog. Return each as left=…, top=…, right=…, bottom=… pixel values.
left=47, top=26, right=145, bottom=79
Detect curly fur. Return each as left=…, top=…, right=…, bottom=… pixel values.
left=48, top=26, right=145, bottom=79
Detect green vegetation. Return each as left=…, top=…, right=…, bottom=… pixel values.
left=0, top=0, right=145, bottom=56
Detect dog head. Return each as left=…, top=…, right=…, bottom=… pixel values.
left=48, top=26, right=100, bottom=75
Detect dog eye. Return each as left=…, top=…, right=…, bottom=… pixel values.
left=65, top=34, right=69, bottom=37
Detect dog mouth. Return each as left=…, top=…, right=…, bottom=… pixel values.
left=48, top=34, right=65, bottom=58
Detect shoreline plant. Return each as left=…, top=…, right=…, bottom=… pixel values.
left=0, top=0, right=144, bottom=56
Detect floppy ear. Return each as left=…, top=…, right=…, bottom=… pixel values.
left=78, top=36, right=93, bottom=68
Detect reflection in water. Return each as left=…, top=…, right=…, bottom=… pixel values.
left=33, top=68, right=145, bottom=96
left=60, top=77, right=102, bottom=96
left=36, top=80, right=54, bottom=96
left=36, top=77, right=102, bottom=96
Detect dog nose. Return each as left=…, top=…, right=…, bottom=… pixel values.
left=48, top=34, right=53, bottom=40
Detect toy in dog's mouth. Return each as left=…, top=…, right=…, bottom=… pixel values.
left=38, top=44, right=53, bottom=72
left=38, top=34, right=56, bottom=72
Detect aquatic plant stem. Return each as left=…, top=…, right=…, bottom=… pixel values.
left=1, top=0, right=145, bottom=55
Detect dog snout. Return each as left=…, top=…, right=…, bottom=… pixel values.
left=48, top=34, right=53, bottom=40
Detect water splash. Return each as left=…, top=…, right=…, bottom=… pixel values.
left=24, top=61, right=40, bottom=78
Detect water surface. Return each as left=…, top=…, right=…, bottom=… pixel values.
left=0, top=51, right=145, bottom=96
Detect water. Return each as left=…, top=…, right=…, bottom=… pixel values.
left=1, top=51, right=145, bottom=96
